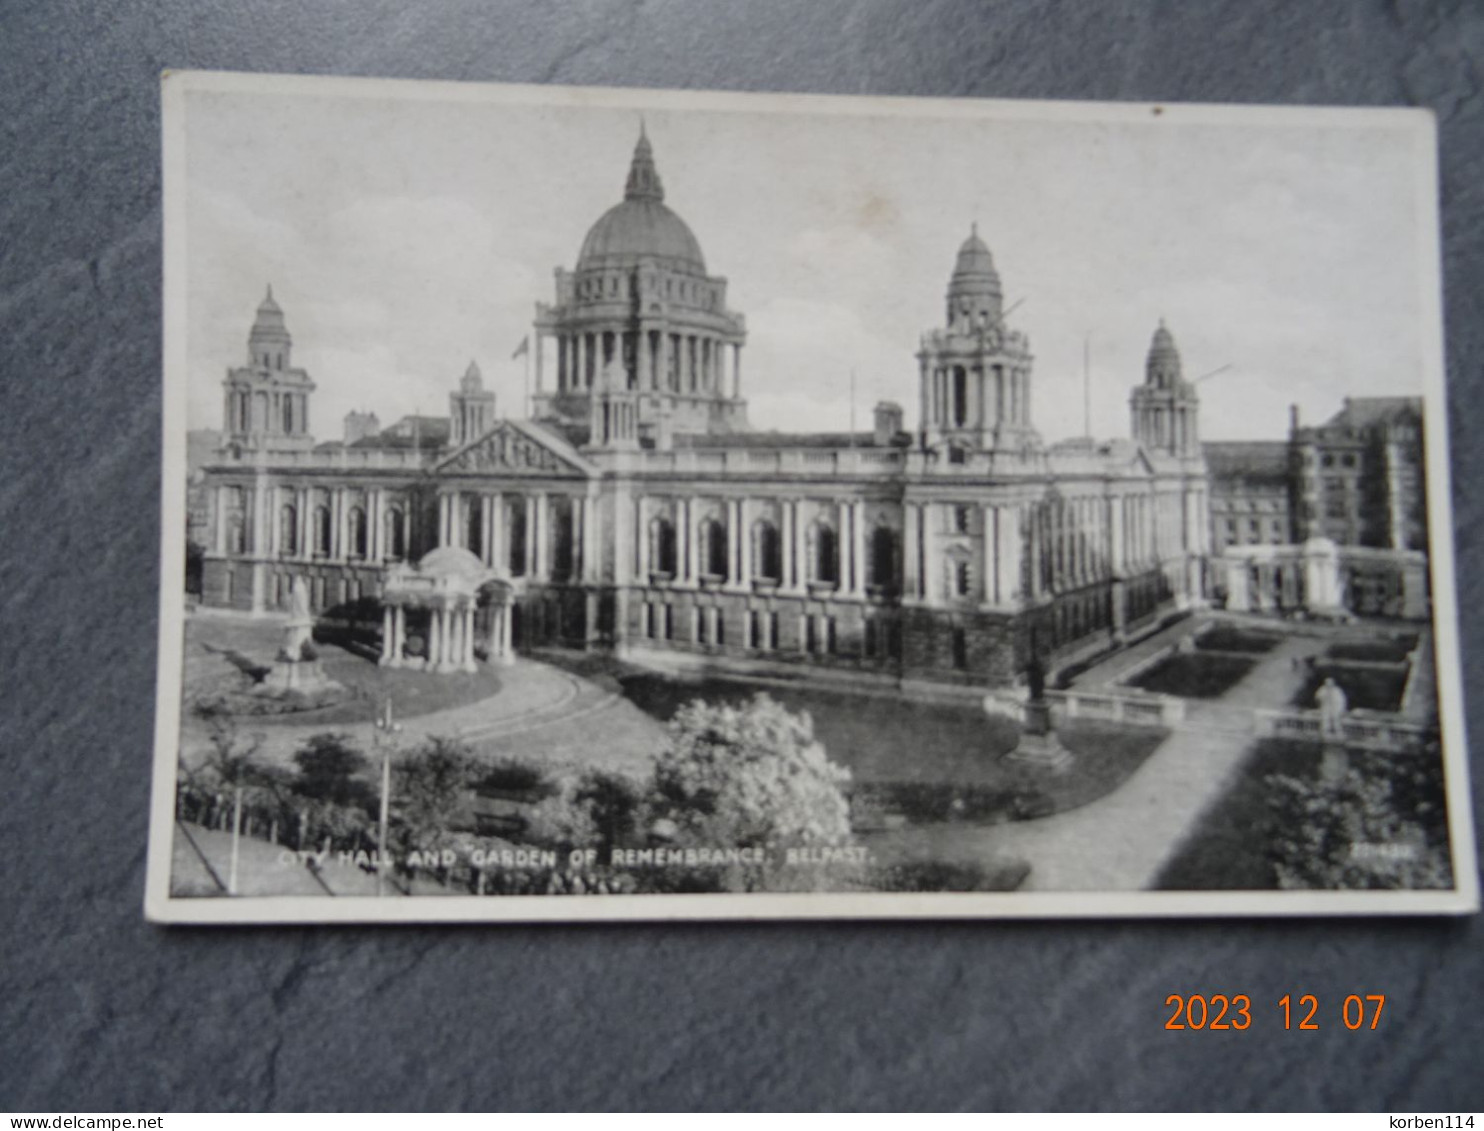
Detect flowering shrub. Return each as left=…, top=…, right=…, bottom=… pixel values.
left=652, top=693, right=854, bottom=850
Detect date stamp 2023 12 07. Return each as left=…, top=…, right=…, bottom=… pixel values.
left=1163, top=993, right=1388, bottom=1031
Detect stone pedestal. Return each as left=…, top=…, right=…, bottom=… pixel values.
left=256, top=658, right=342, bottom=696
left=1004, top=698, right=1072, bottom=773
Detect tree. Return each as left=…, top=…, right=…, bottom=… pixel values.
left=393, top=736, right=479, bottom=858
left=651, top=693, right=854, bottom=850
left=291, top=732, right=374, bottom=812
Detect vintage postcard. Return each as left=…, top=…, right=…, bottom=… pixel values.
left=147, top=71, right=1478, bottom=922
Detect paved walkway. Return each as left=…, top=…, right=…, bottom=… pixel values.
left=885, top=631, right=1322, bottom=892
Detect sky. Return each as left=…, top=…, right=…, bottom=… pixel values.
left=176, top=78, right=1435, bottom=446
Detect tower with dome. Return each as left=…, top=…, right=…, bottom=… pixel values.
left=195, top=127, right=1214, bottom=691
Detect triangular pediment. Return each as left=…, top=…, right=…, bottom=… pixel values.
left=434, top=420, right=595, bottom=478
left=1126, top=448, right=1158, bottom=477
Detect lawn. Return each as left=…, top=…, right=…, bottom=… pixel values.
left=615, top=670, right=1169, bottom=824
left=1194, top=625, right=1282, bottom=655
left=1291, top=663, right=1408, bottom=712
left=1153, top=736, right=1323, bottom=891
left=1126, top=651, right=1256, bottom=698
left=185, top=614, right=502, bottom=724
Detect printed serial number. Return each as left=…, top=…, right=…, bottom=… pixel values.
left=1163, top=993, right=1386, bottom=1030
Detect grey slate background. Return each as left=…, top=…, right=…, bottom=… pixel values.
left=2, top=0, right=1482, bottom=1112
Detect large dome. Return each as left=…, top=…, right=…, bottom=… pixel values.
left=576, top=129, right=707, bottom=274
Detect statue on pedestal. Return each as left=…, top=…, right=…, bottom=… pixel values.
left=1001, top=652, right=1072, bottom=773
left=256, top=575, right=343, bottom=697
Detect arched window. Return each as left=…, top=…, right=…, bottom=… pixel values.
left=314, top=506, right=332, bottom=557
left=348, top=507, right=367, bottom=560
left=648, top=516, right=677, bottom=577
left=282, top=397, right=294, bottom=434
left=279, top=504, right=297, bottom=556
left=807, top=521, right=838, bottom=586
left=385, top=508, right=405, bottom=560
left=752, top=519, right=781, bottom=583
left=952, top=366, right=968, bottom=427
left=869, top=526, right=896, bottom=589
left=464, top=497, right=484, bottom=559
left=700, top=517, right=727, bottom=579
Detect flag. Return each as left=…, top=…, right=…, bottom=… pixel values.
left=511, top=336, right=529, bottom=360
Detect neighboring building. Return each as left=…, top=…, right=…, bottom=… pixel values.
left=1290, top=397, right=1426, bottom=551
left=1207, top=399, right=1429, bottom=620
left=1204, top=441, right=1294, bottom=556
left=197, top=130, right=1212, bottom=690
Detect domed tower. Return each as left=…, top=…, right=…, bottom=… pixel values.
left=222, top=286, right=316, bottom=452
left=1130, top=320, right=1200, bottom=456
left=449, top=359, right=496, bottom=446
left=533, top=126, right=748, bottom=448
left=916, top=226, right=1037, bottom=452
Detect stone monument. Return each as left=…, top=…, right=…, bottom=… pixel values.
left=1001, top=655, right=1072, bottom=773
left=255, top=576, right=343, bottom=696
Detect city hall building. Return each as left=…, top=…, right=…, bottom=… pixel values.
left=197, top=130, right=1213, bottom=690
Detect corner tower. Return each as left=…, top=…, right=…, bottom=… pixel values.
left=533, top=126, right=748, bottom=448
left=1130, top=321, right=1200, bottom=457
left=449, top=360, right=496, bottom=447
left=917, top=226, right=1037, bottom=452
left=222, top=287, right=316, bottom=453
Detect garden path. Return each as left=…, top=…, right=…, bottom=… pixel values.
left=949, top=633, right=1321, bottom=891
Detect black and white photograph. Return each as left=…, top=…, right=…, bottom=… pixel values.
left=147, top=70, right=1478, bottom=922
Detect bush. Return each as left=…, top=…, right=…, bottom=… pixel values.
left=524, top=770, right=643, bottom=853
left=1266, top=743, right=1452, bottom=890
left=394, top=736, right=481, bottom=857
left=475, top=757, right=551, bottom=797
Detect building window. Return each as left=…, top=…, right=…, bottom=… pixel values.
left=951, top=627, right=968, bottom=670
left=952, top=504, right=972, bottom=534
left=551, top=499, right=574, bottom=582
left=279, top=503, right=297, bottom=556
left=507, top=498, right=527, bottom=576
left=869, top=526, right=896, bottom=589
left=951, top=367, right=968, bottom=427
left=648, top=516, right=677, bottom=576
left=314, top=505, right=332, bottom=557
left=385, top=508, right=405, bottom=560
left=700, top=517, right=728, bottom=579
left=662, top=604, right=674, bottom=641
left=752, top=520, right=781, bottom=582
left=954, top=558, right=972, bottom=597
left=807, top=521, right=838, bottom=586
left=349, top=506, right=368, bottom=560
left=864, top=617, right=879, bottom=657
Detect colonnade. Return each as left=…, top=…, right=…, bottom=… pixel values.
left=545, top=327, right=742, bottom=400
left=224, top=387, right=310, bottom=438
left=634, top=497, right=877, bottom=597
left=216, top=482, right=405, bottom=563
left=923, top=361, right=1032, bottom=432
left=378, top=600, right=511, bottom=672
left=437, top=488, right=600, bottom=585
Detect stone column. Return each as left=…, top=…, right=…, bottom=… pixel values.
left=489, top=492, right=504, bottom=573
left=428, top=607, right=443, bottom=669
left=739, top=499, right=753, bottom=585
left=683, top=498, right=698, bottom=584
left=295, top=488, right=309, bottom=559
left=523, top=494, right=537, bottom=578
left=531, top=492, right=546, bottom=579
left=331, top=487, right=345, bottom=560
left=984, top=504, right=999, bottom=604
left=393, top=606, right=406, bottom=664
left=923, top=504, right=940, bottom=605
left=850, top=499, right=866, bottom=597
left=791, top=500, right=807, bottom=591
left=380, top=606, right=395, bottom=664
left=903, top=501, right=921, bottom=602
left=724, top=498, right=740, bottom=587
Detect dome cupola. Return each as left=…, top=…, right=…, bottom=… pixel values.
left=577, top=127, right=706, bottom=274
left=248, top=284, right=292, bottom=371
left=946, top=223, right=1003, bottom=329
left=1145, top=319, right=1189, bottom=392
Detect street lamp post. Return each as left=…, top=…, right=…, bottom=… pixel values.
left=374, top=696, right=402, bottom=896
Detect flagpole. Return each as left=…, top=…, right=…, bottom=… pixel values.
left=849, top=369, right=856, bottom=444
